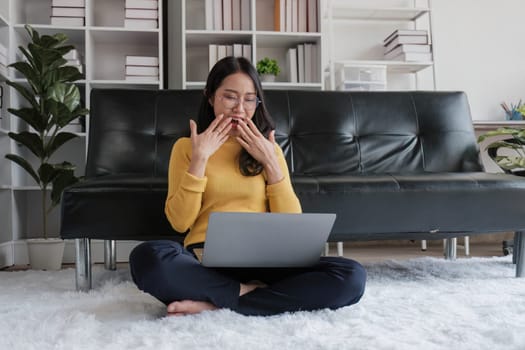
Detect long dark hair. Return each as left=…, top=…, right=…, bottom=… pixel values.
left=197, top=56, right=275, bottom=176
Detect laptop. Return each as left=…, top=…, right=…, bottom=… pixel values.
left=201, top=212, right=336, bottom=268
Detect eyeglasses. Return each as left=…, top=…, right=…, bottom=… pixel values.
left=218, top=93, right=261, bottom=110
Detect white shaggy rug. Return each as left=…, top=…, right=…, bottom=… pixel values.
left=1, top=256, right=524, bottom=350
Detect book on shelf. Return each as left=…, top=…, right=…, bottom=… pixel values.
left=383, top=29, right=428, bottom=45
left=274, top=0, right=285, bottom=31
left=51, top=16, right=84, bottom=26
left=304, top=43, right=312, bottom=82
left=125, top=75, right=159, bottom=82
left=126, top=65, right=159, bottom=76
left=125, top=9, right=158, bottom=19
left=240, top=0, right=250, bottom=30
left=285, top=0, right=292, bottom=32
left=298, top=0, right=307, bottom=32
left=232, top=0, right=241, bottom=30
left=217, top=45, right=227, bottom=61
left=291, top=0, right=298, bottom=32
left=52, top=7, right=85, bottom=17
left=307, top=0, right=318, bottom=32
left=52, top=0, right=85, bottom=7
left=226, top=45, right=233, bottom=57
left=124, top=18, right=158, bottom=29
left=242, top=44, right=251, bottom=62
left=386, top=52, right=432, bottom=62
left=223, top=0, right=232, bottom=31
left=125, top=0, right=158, bottom=10
left=383, top=35, right=429, bottom=53
left=126, top=55, right=159, bottom=66
left=286, top=48, right=297, bottom=83
left=233, top=44, right=243, bottom=58
left=297, top=44, right=304, bottom=83
left=384, top=43, right=431, bottom=56
left=213, top=0, right=223, bottom=30
left=209, top=44, right=217, bottom=70
left=205, top=0, right=213, bottom=30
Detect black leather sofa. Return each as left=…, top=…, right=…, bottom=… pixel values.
left=61, top=89, right=525, bottom=290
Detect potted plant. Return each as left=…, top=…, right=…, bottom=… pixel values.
left=256, top=57, right=280, bottom=82
left=478, top=128, right=525, bottom=175
left=5, top=25, right=88, bottom=270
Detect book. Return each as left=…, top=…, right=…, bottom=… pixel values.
left=240, top=0, right=250, bottom=30
left=285, top=0, right=292, bottom=32
left=126, top=65, right=159, bottom=76
left=274, top=0, right=285, bottom=31
left=298, top=0, right=307, bottom=32
left=126, top=55, right=159, bottom=66
left=205, top=0, right=213, bottom=30
left=383, top=29, right=428, bottom=45
left=385, top=44, right=431, bottom=59
left=307, top=0, right=317, bottom=32
left=52, top=0, right=85, bottom=7
left=52, top=7, right=85, bottom=17
left=304, top=43, right=312, bottom=82
left=209, top=44, right=217, bottom=70
left=388, top=52, right=432, bottom=62
left=232, top=0, right=241, bottom=30
left=125, top=75, right=159, bottom=82
left=242, top=44, right=251, bottom=62
left=297, top=44, right=304, bottom=83
left=124, top=19, right=158, bottom=29
left=51, top=16, right=84, bottom=26
left=125, top=9, right=158, bottom=19
left=223, top=0, right=232, bottom=31
left=291, top=0, right=298, bottom=32
left=217, top=45, right=227, bottom=61
left=233, top=43, right=243, bottom=58
left=286, top=48, right=297, bottom=83
left=125, top=0, right=158, bottom=9
left=383, top=35, right=429, bottom=53
left=213, top=0, right=223, bottom=30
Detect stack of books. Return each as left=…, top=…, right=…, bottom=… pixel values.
left=125, top=55, right=159, bottom=82
left=125, top=0, right=158, bottom=29
left=204, top=0, right=250, bottom=31
left=208, top=44, right=251, bottom=70
left=51, top=0, right=85, bottom=27
left=286, top=43, right=318, bottom=83
left=274, top=0, right=318, bottom=33
left=0, top=42, right=7, bottom=78
left=383, top=29, right=432, bottom=62
left=65, top=49, right=83, bottom=74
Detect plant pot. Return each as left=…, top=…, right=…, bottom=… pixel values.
left=27, top=238, right=65, bottom=271
left=260, top=74, right=276, bottom=83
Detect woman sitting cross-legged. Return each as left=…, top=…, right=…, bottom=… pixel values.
left=129, top=56, right=367, bottom=316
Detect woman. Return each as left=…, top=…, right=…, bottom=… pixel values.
left=129, top=56, right=366, bottom=316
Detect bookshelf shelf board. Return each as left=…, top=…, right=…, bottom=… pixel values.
left=261, top=82, right=323, bottom=90
left=185, top=31, right=252, bottom=46
left=14, top=24, right=86, bottom=42
left=256, top=32, right=322, bottom=47
left=328, top=7, right=430, bottom=21
left=90, top=29, right=158, bottom=44
left=335, top=60, right=433, bottom=74
left=12, top=186, right=43, bottom=191
left=0, top=185, right=12, bottom=190
left=10, top=78, right=87, bottom=85
left=473, top=120, right=525, bottom=130
left=89, top=80, right=160, bottom=89
left=88, top=26, right=160, bottom=33
left=0, top=128, right=9, bottom=135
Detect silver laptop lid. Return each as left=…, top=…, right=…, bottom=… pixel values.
left=202, top=212, right=336, bottom=268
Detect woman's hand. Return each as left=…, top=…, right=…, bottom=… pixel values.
left=236, top=119, right=283, bottom=184
left=188, top=114, right=232, bottom=177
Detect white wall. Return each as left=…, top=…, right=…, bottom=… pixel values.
left=431, top=0, right=525, bottom=121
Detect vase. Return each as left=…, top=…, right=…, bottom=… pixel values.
left=27, top=238, right=66, bottom=270
left=260, top=74, right=276, bottom=83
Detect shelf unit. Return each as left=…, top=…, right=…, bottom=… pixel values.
left=0, top=0, right=164, bottom=249
left=168, top=0, right=323, bottom=90
left=323, top=0, right=435, bottom=91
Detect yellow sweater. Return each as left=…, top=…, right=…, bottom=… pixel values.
left=165, top=137, right=302, bottom=247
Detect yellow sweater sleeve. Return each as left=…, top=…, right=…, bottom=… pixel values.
left=165, top=138, right=206, bottom=233
left=266, top=144, right=302, bottom=213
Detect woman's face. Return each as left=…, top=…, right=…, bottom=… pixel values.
left=210, top=72, right=259, bottom=137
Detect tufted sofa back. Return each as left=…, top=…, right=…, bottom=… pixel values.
left=87, top=89, right=482, bottom=178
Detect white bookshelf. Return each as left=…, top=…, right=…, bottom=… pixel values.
left=168, top=0, right=323, bottom=90
left=0, top=0, right=164, bottom=248
left=323, top=0, right=436, bottom=91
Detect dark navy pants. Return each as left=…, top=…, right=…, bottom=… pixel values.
left=129, top=240, right=366, bottom=316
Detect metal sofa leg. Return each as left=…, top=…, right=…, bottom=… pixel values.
left=75, top=238, right=92, bottom=291
left=104, top=240, right=117, bottom=270
left=444, top=238, right=457, bottom=260
left=515, top=231, right=524, bottom=277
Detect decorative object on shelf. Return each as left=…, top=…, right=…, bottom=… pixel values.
left=478, top=128, right=525, bottom=174
left=501, top=101, right=524, bottom=120
left=4, top=25, right=88, bottom=270
left=256, top=57, right=280, bottom=82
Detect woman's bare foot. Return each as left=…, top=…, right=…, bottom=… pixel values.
left=166, top=300, right=218, bottom=316
left=239, top=280, right=267, bottom=296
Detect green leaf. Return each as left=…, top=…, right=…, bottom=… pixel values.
left=5, top=154, right=40, bottom=185
left=47, top=83, right=81, bottom=111
left=8, top=131, right=44, bottom=158
left=24, top=25, right=39, bottom=46
left=7, top=107, right=46, bottom=132
left=8, top=62, right=40, bottom=89
left=50, top=168, right=79, bottom=208
left=45, top=132, right=78, bottom=157
left=6, top=80, right=39, bottom=109
left=38, top=163, right=58, bottom=186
